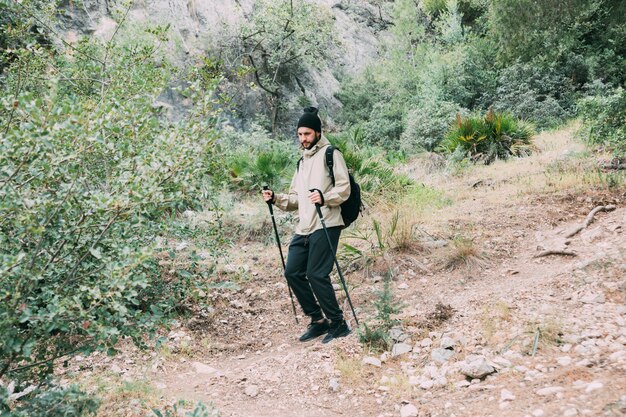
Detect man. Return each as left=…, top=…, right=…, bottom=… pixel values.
left=262, top=107, right=351, bottom=344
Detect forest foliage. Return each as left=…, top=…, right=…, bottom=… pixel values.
left=337, top=0, right=626, bottom=157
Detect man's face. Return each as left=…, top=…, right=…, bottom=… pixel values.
left=297, top=127, right=320, bottom=149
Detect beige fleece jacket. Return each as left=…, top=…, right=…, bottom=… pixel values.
left=274, top=136, right=351, bottom=235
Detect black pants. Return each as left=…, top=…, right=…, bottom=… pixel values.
left=285, top=227, right=344, bottom=323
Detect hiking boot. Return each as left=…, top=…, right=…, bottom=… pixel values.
left=299, top=319, right=330, bottom=342
left=322, top=319, right=351, bottom=344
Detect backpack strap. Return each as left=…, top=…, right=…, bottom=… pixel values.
left=325, top=146, right=335, bottom=187
left=296, top=156, right=303, bottom=172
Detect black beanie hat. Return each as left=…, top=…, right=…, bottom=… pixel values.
left=297, top=107, right=322, bottom=133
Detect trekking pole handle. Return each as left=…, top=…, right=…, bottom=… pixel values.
left=309, top=189, right=324, bottom=218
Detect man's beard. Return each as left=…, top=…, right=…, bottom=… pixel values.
left=305, top=133, right=321, bottom=150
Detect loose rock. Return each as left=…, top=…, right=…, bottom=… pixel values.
left=363, top=356, right=382, bottom=367
left=400, top=403, right=418, bottom=417
left=460, top=356, right=496, bottom=379
left=245, top=385, right=259, bottom=397
left=392, top=343, right=413, bottom=357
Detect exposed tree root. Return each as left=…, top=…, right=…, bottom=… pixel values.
left=534, top=250, right=578, bottom=258
left=565, top=204, right=617, bottom=238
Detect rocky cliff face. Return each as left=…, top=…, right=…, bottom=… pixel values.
left=59, top=0, right=391, bottom=132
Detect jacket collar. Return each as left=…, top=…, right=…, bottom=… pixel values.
left=303, top=135, right=330, bottom=158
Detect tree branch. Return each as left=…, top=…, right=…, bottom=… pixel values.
left=245, top=54, right=279, bottom=97
left=6, top=341, right=93, bottom=375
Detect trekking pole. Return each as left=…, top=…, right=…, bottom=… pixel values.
left=263, top=186, right=299, bottom=324
left=311, top=199, right=359, bottom=325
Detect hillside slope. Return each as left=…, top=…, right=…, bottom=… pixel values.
left=67, top=125, right=625, bottom=417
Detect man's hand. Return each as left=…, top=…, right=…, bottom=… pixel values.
left=308, top=189, right=323, bottom=205
left=262, top=188, right=275, bottom=203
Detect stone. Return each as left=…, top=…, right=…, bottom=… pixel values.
left=408, top=376, right=421, bottom=386
left=580, top=293, right=605, bottom=304
left=455, top=380, right=471, bottom=388
left=434, top=377, right=448, bottom=387
left=491, top=357, right=512, bottom=369
left=419, top=380, right=434, bottom=390
left=244, top=385, right=259, bottom=397
left=557, top=356, right=572, bottom=366
left=431, top=348, right=455, bottom=364
left=392, top=343, right=413, bottom=357
left=420, top=338, right=433, bottom=347
left=585, top=381, right=603, bottom=393
left=532, top=409, right=545, bottom=417
left=192, top=362, right=219, bottom=375
left=536, top=386, right=564, bottom=396
left=397, top=283, right=409, bottom=290
left=363, top=356, right=382, bottom=367
left=460, top=356, right=496, bottom=379
left=500, top=389, right=515, bottom=401
left=400, top=403, right=418, bottom=417
left=389, top=327, right=408, bottom=342
left=329, top=378, right=340, bottom=392
left=563, top=408, right=578, bottom=417
left=440, top=336, right=456, bottom=349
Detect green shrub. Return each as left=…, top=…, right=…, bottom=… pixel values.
left=0, top=21, right=223, bottom=404
left=1, top=384, right=100, bottom=417
left=360, top=101, right=406, bottom=148
left=400, top=99, right=464, bottom=152
left=218, top=124, right=298, bottom=192
left=327, top=130, right=413, bottom=197
left=358, top=271, right=402, bottom=352
left=577, top=87, right=626, bottom=157
left=439, top=110, right=535, bottom=164
left=480, top=62, right=575, bottom=129
left=227, top=144, right=297, bottom=192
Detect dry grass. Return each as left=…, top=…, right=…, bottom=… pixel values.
left=379, top=373, right=413, bottom=399
left=409, top=122, right=621, bottom=228
left=479, top=300, right=513, bottom=343
left=335, top=354, right=367, bottom=386
left=442, top=236, right=487, bottom=270
left=86, top=374, right=162, bottom=417
left=524, top=316, right=564, bottom=354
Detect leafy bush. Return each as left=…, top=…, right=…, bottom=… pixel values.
left=0, top=14, right=223, bottom=407
left=577, top=87, right=626, bottom=156
left=335, top=71, right=407, bottom=149
left=400, top=99, right=463, bottom=152
left=1, top=384, right=100, bottom=417
left=360, top=101, right=406, bottom=148
left=358, top=271, right=402, bottom=352
left=480, top=62, right=575, bottom=129
left=218, top=124, right=298, bottom=191
left=439, top=110, right=535, bottom=164
left=327, top=129, right=413, bottom=198
left=153, top=400, right=219, bottom=417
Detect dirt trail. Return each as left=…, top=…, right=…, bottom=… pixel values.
left=77, top=126, right=625, bottom=417
left=154, top=204, right=625, bottom=417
